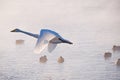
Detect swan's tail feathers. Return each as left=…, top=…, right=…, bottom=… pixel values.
left=11, top=28, right=20, bottom=32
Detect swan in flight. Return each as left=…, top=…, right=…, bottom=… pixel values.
left=11, top=28, right=73, bottom=53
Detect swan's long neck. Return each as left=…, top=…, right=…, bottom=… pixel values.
left=18, top=30, right=39, bottom=38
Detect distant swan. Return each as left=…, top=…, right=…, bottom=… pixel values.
left=113, top=45, right=120, bottom=52
left=104, top=52, right=112, bottom=60
left=16, top=39, right=24, bottom=45
left=39, top=55, right=47, bottom=63
left=11, top=28, right=73, bottom=53
left=57, top=56, right=64, bottom=63
left=115, top=58, right=120, bottom=66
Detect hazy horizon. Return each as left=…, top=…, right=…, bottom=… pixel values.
left=0, top=0, right=120, bottom=80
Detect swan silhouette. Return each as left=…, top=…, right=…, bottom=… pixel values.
left=104, top=52, right=112, bottom=60
left=40, top=55, right=48, bottom=63
left=113, top=45, right=120, bottom=52
left=115, top=58, right=120, bottom=66
left=57, top=56, right=64, bottom=63
left=11, top=28, right=73, bottom=53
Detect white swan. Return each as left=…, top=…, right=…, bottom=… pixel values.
left=57, top=56, right=64, bottom=63
left=16, top=39, right=24, bottom=45
left=11, top=28, right=73, bottom=53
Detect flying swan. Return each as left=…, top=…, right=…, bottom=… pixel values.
left=11, top=28, right=73, bottom=53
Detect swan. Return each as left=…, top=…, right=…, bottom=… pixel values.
left=57, top=56, right=64, bottom=63
left=16, top=39, right=24, bottom=45
left=104, top=52, right=112, bottom=59
left=115, top=58, right=120, bottom=66
left=113, top=45, right=120, bottom=52
left=11, top=28, right=73, bottom=53
left=39, top=55, right=48, bottom=63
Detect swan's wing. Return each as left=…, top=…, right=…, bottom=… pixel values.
left=34, top=30, right=56, bottom=54
left=48, top=43, right=57, bottom=53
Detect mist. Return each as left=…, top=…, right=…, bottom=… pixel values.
left=0, top=0, right=120, bottom=49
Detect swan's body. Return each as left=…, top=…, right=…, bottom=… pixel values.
left=113, top=45, right=120, bottom=52
left=16, top=39, right=24, bottom=45
left=11, top=28, right=73, bottom=53
left=57, top=56, right=64, bottom=63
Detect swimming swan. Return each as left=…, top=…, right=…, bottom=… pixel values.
left=104, top=52, right=112, bottom=60
left=113, top=45, right=120, bottom=52
left=16, top=39, right=24, bottom=45
left=57, top=56, right=64, bottom=63
left=40, top=55, right=48, bottom=63
left=115, top=58, right=120, bottom=66
left=11, top=28, right=73, bottom=53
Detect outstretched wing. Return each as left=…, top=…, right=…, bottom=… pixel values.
left=34, top=30, right=56, bottom=54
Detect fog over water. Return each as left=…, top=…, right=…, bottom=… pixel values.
left=0, top=0, right=120, bottom=80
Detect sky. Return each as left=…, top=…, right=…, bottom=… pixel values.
left=0, top=0, right=120, bottom=49
left=0, top=0, right=120, bottom=29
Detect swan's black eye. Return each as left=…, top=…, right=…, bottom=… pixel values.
left=58, top=38, right=62, bottom=41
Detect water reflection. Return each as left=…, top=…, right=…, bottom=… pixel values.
left=39, top=62, right=66, bottom=80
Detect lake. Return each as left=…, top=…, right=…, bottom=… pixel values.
left=0, top=0, right=120, bottom=80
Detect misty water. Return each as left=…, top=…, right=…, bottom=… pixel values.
left=0, top=26, right=120, bottom=80
left=0, top=0, right=120, bottom=80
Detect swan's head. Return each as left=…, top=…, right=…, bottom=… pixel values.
left=11, top=28, right=21, bottom=32
left=59, top=38, right=73, bottom=44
